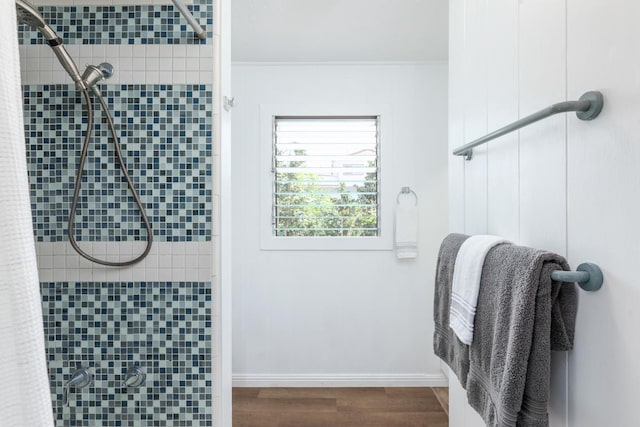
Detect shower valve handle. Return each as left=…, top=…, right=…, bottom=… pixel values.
left=62, top=368, right=92, bottom=407
left=121, top=365, right=146, bottom=388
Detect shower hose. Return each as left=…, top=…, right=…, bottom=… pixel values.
left=67, top=88, right=153, bottom=266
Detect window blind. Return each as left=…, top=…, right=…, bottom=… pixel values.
left=272, top=116, right=379, bottom=237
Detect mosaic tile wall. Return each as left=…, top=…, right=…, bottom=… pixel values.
left=18, top=1, right=213, bottom=45
left=23, top=84, right=213, bottom=242
left=20, top=0, right=218, bottom=424
left=41, top=281, right=213, bottom=426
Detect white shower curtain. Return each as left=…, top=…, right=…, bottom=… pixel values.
left=0, top=3, right=55, bottom=426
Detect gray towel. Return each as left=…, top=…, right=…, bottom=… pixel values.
left=433, top=233, right=471, bottom=387
left=466, top=244, right=577, bottom=427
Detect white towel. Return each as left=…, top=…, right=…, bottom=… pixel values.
left=395, top=203, right=418, bottom=259
left=449, top=235, right=510, bottom=344
left=0, top=4, right=54, bottom=425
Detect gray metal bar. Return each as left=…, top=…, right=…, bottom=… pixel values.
left=551, top=270, right=590, bottom=283
left=171, top=0, right=206, bottom=39
left=550, top=262, right=603, bottom=292
left=453, top=91, right=604, bottom=160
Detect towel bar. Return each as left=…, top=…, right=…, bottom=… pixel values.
left=453, top=91, right=604, bottom=160
left=551, top=262, right=603, bottom=291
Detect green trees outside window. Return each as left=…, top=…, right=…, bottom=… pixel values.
left=274, top=149, right=378, bottom=237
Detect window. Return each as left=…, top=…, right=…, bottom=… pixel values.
left=272, top=116, right=379, bottom=237
left=260, top=105, right=393, bottom=250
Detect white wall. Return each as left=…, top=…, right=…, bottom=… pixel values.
left=231, top=63, right=449, bottom=386
left=231, top=0, right=448, bottom=62
left=449, top=1, right=640, bottom=426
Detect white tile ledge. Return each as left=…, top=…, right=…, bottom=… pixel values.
left=35, top=241, right=213, bottom=282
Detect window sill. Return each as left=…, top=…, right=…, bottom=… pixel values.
left=260, top=236, right=393, bottom=251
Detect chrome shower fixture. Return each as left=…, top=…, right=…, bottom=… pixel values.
left=16, top=0, right=85, bottom=88
left=16, top=0, right=116, bottom=90
left=15, top=0, right=56, bottom=41
left=62, top=368, right=92, bottom=407
left=82, top=62, right=115, bottom=90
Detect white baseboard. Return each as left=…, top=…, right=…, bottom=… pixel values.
left=232, top=373, right=448, bottom=388
left=440, top=361, right=450, bottom=379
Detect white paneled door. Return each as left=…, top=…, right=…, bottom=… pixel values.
left=448, top=0, right=640, bottom=426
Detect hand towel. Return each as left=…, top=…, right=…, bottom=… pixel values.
left=395, top=203, right=418, bottom=259
left=466, top=244, right=577, bottom=427
left=0, top=4, right=54, bottom=426
left=433, top=233, right=472, bottom=387
left=450, top=235, right=510, bottom=344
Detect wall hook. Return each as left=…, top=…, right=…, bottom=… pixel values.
left=223, top=96, right=235, bottom=112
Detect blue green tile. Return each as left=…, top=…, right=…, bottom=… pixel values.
left=41, top=281, right=213, bottom=426
left=18, top=1, right=213, bottom=45
left=24, top=84, right=213, bottom=242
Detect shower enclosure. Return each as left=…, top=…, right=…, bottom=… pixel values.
left=16, top=0, right=223, bottom=425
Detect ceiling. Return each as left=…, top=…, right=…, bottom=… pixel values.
left=231, top=0, right=448, bottom=62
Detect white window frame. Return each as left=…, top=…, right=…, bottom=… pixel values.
left=259, top=104, right=393, bottom=251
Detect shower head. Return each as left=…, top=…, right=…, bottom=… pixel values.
left=15, top=0, right=86, bottom=88
left=16, top=0, right=56, bottom=40
left=16, top=0, right=44, bottom=27
left=16, top=0, right=44, bottom=26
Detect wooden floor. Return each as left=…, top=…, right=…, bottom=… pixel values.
left=233, top=387, right=449, bottom=427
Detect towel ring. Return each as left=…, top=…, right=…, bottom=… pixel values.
left=397, top=187, right=418, bottom=206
